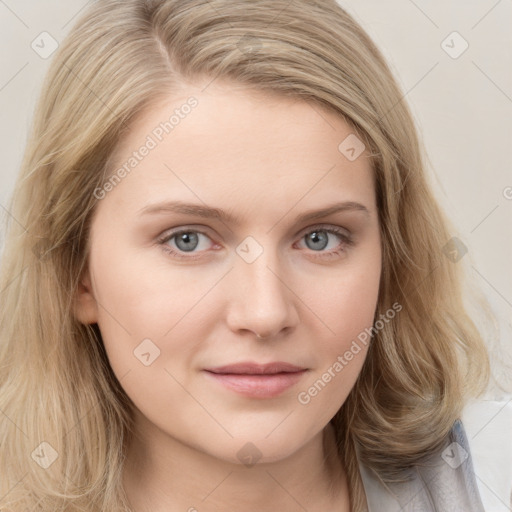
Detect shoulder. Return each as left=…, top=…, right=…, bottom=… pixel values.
left=358, top=419, right=485, bottom=512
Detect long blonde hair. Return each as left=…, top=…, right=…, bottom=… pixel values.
left=0, top=0, right=490, bottom=510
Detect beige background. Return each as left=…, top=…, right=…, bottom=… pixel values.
left=0, top=0, right=510, bottom=509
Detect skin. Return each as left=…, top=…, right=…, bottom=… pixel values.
left=74, top=80, right=381, bottom=511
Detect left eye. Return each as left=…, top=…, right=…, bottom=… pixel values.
left=296, top=228, right=350, bottom=252
left=157, top=225, right=353, bottom=260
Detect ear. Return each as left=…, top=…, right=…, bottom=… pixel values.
left=73, top=267, right=99, bottom=325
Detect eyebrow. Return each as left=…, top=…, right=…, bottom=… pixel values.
left=137, top=200, right=370, bottom=225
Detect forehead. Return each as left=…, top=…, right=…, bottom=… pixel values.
left=100, top=82, right=376, bottom=219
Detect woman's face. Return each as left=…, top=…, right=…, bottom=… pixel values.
left=75, top=81, right=382, bottom=465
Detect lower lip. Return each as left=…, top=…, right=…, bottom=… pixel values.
left=203, top=370, right=307, bottom=399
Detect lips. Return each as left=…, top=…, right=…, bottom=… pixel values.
left=205, top=361, right=305, bottom=375
left=203, top=361, right=307, bottom=399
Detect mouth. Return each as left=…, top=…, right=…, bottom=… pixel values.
left=203, top=361, right=308, bottom=399
left=205, top=361, right=305, bottom=375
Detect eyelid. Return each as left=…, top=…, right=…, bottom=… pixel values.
left=156, top=225, right=216, bottom=246
left=157, top=222, right=351, bottom=241
left=296, top=222, right=351, bottom=239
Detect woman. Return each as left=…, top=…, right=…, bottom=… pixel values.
left=0, top=0, right=490, bottom=510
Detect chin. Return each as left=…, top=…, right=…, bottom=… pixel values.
left=200, top=432, right=309, bottom=468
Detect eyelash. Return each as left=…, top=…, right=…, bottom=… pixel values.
left=156, top=224, right=354, bottom=261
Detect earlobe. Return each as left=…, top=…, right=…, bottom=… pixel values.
left=73, top=268, right=99, bottom=325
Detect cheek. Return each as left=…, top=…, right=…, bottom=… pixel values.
left=293, top=269, right=379, bottom=425
left=294, top=255, right=380, bottom=416
left=90, top=250, right=209, bottom=430
left=306, top=255, right=381, bottom=351
left=294, top=341, right=368, bottom=437
left=89, top=241, right=195, bottom=372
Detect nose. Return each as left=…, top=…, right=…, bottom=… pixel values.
left=225, top=247, right=299, bottom=340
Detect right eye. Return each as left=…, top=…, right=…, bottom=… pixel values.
left=157, top=228, right=217, bottom=260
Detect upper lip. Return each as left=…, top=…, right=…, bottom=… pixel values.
left=204, top=362, right=306, bottom=375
